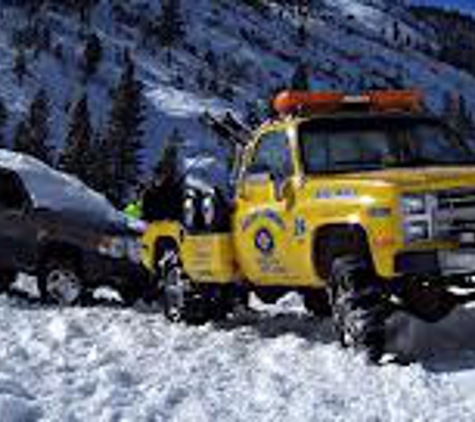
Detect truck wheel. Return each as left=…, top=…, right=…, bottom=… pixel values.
left=329, top=255, right=386, bottom=363
left=302, top=289, right=332, bottom=317
left=38, top=258, right=84, bottom=305
left=0, top=270, right=17, bottom=294
left=161, top=251, right=207, bottom=323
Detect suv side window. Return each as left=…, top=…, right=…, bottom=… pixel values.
left=0, top=169, right=29, bottom=211
left=247, top=131, right=293, bottom=181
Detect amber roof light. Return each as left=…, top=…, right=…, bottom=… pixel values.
left=273, top=89, right=424, bottom=116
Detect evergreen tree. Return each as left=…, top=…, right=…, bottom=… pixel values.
left=158, top=0, right=185, bottom=64
left=443, top=93, right=475, bottom=143
left=154, top=128, right=183, bottom=178
left=0, top=98, right=8, bottom=148
left=81, top=32, right=103, bottom=81
left=102, top=54, right=146, bottom=206
left=87, top=131, right=109, bottom=193
left=12, top=119, right=30, bottom=153
left=13, top=89, right=53, bottom=164
left=291, top=62, right=310, bottom=90
left=70, top=0, right=99, bottom=24
left=60, top=94, right=95, bottom=184
left=13, top=49, right=28, bottom=85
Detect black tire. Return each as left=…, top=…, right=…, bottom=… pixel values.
left=161, top=251, right=204, bottom=323
left=0, top=270, right=17, bottom=294
left=38, top=257, right=85, bottom=305
left=329, top=255, right=387, bottom=363
left=160, top=251, right=240, bottom=324
left=302, top=289, right=332, bottom=317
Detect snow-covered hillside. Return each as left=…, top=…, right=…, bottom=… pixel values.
left=3, top=285, right=475, bottom=421
left=1, top=0, right=475, bottom=172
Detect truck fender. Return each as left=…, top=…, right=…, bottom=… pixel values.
left=312, top=224, right=373, bottom=280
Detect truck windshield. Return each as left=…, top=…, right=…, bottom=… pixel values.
left=299, top=117, right=474, bottom=174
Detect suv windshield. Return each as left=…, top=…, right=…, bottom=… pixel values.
left=299, top=116, right=474, bottom=174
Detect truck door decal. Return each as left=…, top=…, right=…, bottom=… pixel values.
left=254, top=228, right=275, bottom=255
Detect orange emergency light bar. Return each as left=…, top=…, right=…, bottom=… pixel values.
left=273, top=89, right=423, bottom=116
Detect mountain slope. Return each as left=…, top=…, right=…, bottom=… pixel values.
left=1, top=0, right=475, bottom=175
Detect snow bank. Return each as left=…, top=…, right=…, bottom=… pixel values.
left=3, top=288, right=475, bottom=421
left=0, top=395, right=41, bottom=422
left=0, top=149, right=125, bottom=225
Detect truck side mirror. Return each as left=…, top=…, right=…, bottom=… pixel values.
left=276, top=178, right=298, bottom=208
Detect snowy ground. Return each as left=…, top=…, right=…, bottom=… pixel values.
left=2, top=280, right=475, bottom=421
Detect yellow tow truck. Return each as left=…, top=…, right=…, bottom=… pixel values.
left=143, top=90, right=475, bottom=361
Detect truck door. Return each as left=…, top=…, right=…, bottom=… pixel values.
left=234, top=129, right=297, bottom=285
left=0, top=169, right=37, bottom=271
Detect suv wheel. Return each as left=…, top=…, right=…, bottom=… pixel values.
left=329, top=255, right=387, bottom=363
left=0, top=270, right=17, bottom=294
left=39, top=258, right=84, bottom=305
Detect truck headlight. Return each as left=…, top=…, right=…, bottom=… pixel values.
left=404, top=221, right=430, bottom=243
left=401, top=193, right=435, bottom=243
left=401, top=194, right=427, bottom=215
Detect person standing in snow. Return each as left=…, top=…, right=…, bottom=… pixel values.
left=142, top=140, right=183, bottom=223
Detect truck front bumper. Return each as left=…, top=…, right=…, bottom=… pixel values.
left=395, top=249, right=475, bottom=277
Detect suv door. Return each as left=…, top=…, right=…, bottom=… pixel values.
left=0, top=169, right=37, bottom=271
left=234, top=129, right=297, bottom=285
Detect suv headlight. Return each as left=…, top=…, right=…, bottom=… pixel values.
left=401, top=193, right=435, bottom=243
left=98, top=236, right=143, bottom=263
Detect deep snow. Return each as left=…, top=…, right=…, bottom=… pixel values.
left=3, top=280, right=475, bottom=421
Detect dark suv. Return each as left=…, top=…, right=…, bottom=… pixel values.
left=0, top=150, right=148, bottom=305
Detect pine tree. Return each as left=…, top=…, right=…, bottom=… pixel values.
left=81, top=32, right=103, bottom=81
left=24, top=0, right=47, bottom=23
left=60, top=94, right=95, bottom=184
left=70, top=0, right=99, bottom=25
left=291, top=62, right=310, bottom=90
left=0, top=98, right=8, bottom=148
left=158, top=0, right=185, bottom=65
left=102, top=54, right=146, bottom=206
left=13, top=49, right=28, bottom=86
left=87, top=131, right=109, bottom=193
left=13, top=89, right=53, bottom=164
left=443, top=93, right=475, bottom=143
left=12, top=119, right=30, bottom=153
left=154, top=128, right=183, bottom=178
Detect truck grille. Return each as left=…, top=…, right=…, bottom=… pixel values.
left=436, top=189, right=475, bottom=238
left=438, top=189, right=475, bottom=210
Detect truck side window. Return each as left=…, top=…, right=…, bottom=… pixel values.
left=247, top=131, right=293, bottom=181
left=0, top=170, right=29, bottom=211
